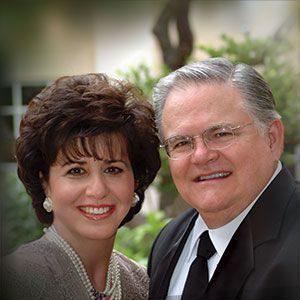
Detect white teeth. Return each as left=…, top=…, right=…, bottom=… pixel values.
left=198, top=172, right=231, bottom=181
left=80, top=206, right=110, bottom=215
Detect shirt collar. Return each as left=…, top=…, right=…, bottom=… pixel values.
left=187, top=161, right=282, bottom=260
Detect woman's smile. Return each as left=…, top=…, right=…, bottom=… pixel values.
left=78, top=204, right=116, bottom=220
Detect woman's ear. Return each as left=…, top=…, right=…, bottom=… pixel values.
left=134, top=180, right=139, bottom=191
left=39, top=171, right=49, bottom=195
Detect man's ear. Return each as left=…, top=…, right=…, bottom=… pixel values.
left=268, top=119, right=284, bottom=159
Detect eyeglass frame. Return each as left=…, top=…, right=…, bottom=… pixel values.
left=161, top=122, right=254, bottom=160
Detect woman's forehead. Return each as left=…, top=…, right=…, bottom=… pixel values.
left=57, top=133, right=128, bottom=163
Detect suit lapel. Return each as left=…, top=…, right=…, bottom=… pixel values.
left=248, top=166, right=295, bottom=247
left=153, top=210, right=198, bottom=298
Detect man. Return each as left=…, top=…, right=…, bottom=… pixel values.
left=148, top=58, right=300, bottom=300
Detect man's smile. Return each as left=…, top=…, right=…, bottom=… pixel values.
left=194, top=171, right=232, bottom=182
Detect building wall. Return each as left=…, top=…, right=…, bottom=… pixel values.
left=2, top=0, right=298, bottom=81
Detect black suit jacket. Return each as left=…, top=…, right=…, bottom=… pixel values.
left=148, top=166, right=300, bottom=300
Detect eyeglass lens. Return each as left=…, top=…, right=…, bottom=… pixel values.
left=166, top=125, right=235, bottom=159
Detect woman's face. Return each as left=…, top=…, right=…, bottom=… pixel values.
left=43, top=135, right=135, bottom=245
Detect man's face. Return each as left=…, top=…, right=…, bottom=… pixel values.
left=162, top=83, right=283, bottom=228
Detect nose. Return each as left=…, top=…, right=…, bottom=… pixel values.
left=189, top=136, right=219, bottom=165
left=85, top=174, right=108, bottom=200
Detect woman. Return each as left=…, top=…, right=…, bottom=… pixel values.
left=3, top=73, right=161, bottom=299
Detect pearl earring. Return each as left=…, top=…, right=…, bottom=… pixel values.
left=131, top=193, right=139, bottom=207
left=43, top=196, right=53, bottom=213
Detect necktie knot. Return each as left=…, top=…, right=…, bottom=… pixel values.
left=197, top=230, right=216, bottom=259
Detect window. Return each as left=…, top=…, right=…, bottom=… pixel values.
left=0, top=83, right=45, bottom=163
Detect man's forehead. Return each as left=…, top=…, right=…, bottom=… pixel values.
left=164, top=83, right=245, bottom=116
left=161, top=83, right=250, bottom=137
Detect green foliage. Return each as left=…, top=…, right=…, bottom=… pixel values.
left=157, top=149, right=178, bottom=198
left=198, top=33, right=274, bottom=65
left=115, top=211, right=170, bottom=266
left=2, top=171, right=43, bottom=254
left=263, top=56, right=300, bottom=148
left=117, top=62, right=170, bottom=98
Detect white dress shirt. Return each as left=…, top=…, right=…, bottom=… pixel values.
left=166, top=162, right=282, bottom=299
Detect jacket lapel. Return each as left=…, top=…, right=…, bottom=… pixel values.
left=248, top=166, right=296, bottom=247
left=152, top=210, right=198, bottom=299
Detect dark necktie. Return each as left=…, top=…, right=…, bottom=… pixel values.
left=182, top=230, right=216, bottom=299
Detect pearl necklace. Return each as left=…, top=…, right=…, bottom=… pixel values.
left=44, top=226, right=122, bottom=300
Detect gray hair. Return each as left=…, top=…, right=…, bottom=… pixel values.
left=152, top=57, right=281, bottom=139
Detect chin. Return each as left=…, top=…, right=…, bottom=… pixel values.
left=77, top=225, right=117, bottom=240
left=192, top=197, right=231, bottom=213
left=82, top=232, right=116, bottom=242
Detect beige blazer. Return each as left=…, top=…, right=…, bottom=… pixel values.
left=3, top=233, right=149, bottom=299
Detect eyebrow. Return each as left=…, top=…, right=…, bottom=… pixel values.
left=61, top=158, right=128, bottom=167
left=206, top=122, right=235, bottom=130
left=104, top=159, right=128, bottom=165
left=61, top=160, right=85, bottom=166
left=165, top=122, right=237, bottom=140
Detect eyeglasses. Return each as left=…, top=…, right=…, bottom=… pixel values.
left=161, top=122, right=253, bottom=160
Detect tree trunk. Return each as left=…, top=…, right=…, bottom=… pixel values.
left=153, top=0, right=193, bottom=70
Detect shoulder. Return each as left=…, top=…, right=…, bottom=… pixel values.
left=114, top=250, right=149, bottom=300
left=152, top=208, right=196, bottom=250
left=284, top=178, right=300, bottom=236
left=2, top=237, right=65, bottom=299
left=4, top=236, right=62, bottom=271
left=4, top=237, right=53, bottom=272
left=278, top=170, right=300, bottom=233
left=294, top=180, right=300, bottom=198
left=147, top=208, right=196, bottom=275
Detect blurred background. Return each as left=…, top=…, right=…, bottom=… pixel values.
left=1, top=0, right=299, bottom=265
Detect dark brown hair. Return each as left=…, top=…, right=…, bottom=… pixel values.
left=16, top=73, right=161, bottom=226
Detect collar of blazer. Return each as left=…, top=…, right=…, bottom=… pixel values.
left=246, top=166, right=296, bottom=247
